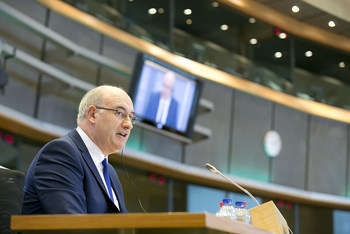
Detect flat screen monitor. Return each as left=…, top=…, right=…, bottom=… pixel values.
left=130, top=53, right=203, bottom=138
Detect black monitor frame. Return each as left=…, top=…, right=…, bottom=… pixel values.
left=129, top=53, right=203, bottom=138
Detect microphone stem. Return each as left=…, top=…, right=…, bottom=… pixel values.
left=215, top=170, right=260, bottom=206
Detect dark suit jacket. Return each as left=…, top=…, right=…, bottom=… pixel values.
left=22, top=130, right=127, bottom=214
left=145, top=92, right=178, bottom=129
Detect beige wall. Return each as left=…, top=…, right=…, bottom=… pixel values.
left=302, top=0, right=350, bottom=23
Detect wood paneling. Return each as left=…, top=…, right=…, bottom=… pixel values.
left=0, top=110, right=59, bottom=143
left=11, top=213, right=272, bottom=234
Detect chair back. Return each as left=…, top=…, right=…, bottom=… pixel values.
left=0, top=167, right=24, bottom=234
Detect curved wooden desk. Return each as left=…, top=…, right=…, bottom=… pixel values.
left=11, top=212, right=272, bottom=234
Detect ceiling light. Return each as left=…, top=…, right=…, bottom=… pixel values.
left=328, top=20, right=336, bottom=27
left=184, top=9, right=192, bottom=15
left=220, top=24, right=229, bottom=31
left=249, top=38, right=258, bottom=45
left=212, top=1, right=219, bottom=7
left=274, top=52, right=282, bottom=58
left=292, top=5, right=299, bottom=13
left=148, top=8, right=157, bottom=15
left=186, top=19, right=192, bottom=25
left=158, top=8, right=164, bottom=14
left=305, top=50, right=313, bottom=57
left=249, top=17, right=256, bottom=24
left=279, top=32, right=287, bottom=39
left=128, top=0, right=134, bottom=2
left=339, top=61, right=346, bottom=68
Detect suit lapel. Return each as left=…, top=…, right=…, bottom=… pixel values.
left=69, top=130, right=120, bottom=212
left=68, top=130, right=109, bottom=196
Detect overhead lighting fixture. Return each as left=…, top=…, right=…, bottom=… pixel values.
left=305, top=50, right=313, bottom=57
left=148, top=8, right=157, bottom=15
left=184, top=9, right=192, bottom=15
left=212, top=1, right=219, bottom=7
left=220, top=24, right=229, bottom=31
left=279, top=32, right=287, bottom=39
left=249, top=38, right=258, bottom=45
left=292, top=5, right=299, bottom=13
left=274, top=28, right=287, bottom=39
left=339, top=61, right=346, bottom=68
left=274, top=52, right=282, bottom=58
left=186, top=19, right=192, bottom=25
left=249, top=17, right=256, bottom=24
left=128, top=0, right=134, bottom=2
left=158, top=8, right=164, bottom=14
left=328, top=20, right=336, bottom=28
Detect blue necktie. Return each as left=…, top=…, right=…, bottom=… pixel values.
left=102, top=158, right=114, bottom=202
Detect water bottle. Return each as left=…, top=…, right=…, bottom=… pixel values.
left=215, top=201, right=223, bottom=216
left=235, top=201, right=251, bottom=224
left=216, top=198, right=236, bottom=220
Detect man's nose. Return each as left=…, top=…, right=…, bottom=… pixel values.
left=122, top=117, right=133, bottom=129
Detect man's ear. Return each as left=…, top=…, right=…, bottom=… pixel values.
left=86, top=105, right=97, bottom=124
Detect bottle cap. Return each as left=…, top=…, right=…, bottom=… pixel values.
left=219, top=201, right=223, bottom=207
left=222, top=198, right=233, bottom=205
left=235, top=201, right=245, bottom=208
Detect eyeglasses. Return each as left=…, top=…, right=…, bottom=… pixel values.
left=95, top=106, right=137, bottom=124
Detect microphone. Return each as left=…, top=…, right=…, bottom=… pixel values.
left=205, top=163, right=260, bottom=206
left=206, top=163, right=292, bottom=233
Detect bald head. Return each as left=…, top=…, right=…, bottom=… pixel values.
left=77, top=85, right=129, bottom=125
left=76, top=85, right=134, bottom=155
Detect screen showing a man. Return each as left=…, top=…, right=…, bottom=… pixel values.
left=22, top=85, right=134, bottom=214
left=145, top=71, right=178, bottom=129
left=133, top=59, right=197, bottom=134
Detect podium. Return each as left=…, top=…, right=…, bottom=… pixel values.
left=11, top=212, right=273, bottom=234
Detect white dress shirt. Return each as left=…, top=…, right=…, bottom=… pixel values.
left=76, top=127, right=119, bottom=210
left=156, top=97, right=171, bottom=125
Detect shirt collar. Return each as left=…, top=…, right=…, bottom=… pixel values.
left=76, top=126, right=107, bottom=165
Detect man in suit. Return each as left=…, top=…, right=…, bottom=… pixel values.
left=22, top=85, right=135, bottom=214
left=145, top=71, right=178, bottom=129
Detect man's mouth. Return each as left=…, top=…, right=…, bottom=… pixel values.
left=117, top=132, right=128, bottom=138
